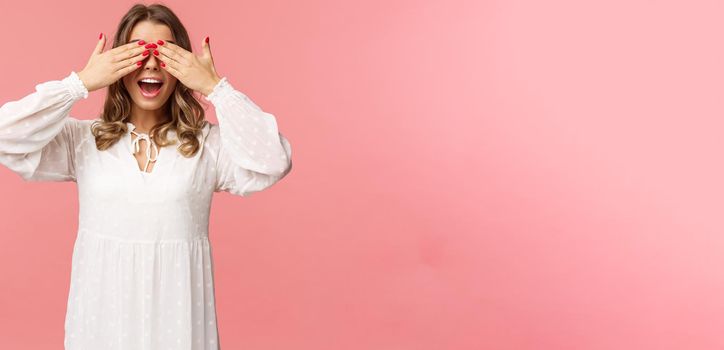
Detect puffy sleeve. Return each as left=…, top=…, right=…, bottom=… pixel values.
left=204, top=77, right=292, bottom=197
left=0, top=70, right=89, bottom=182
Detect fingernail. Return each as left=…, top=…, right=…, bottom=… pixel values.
left=142, top=50, right=149, bottom=56
left=136, top=61, right=142, bottom=66
left=99, top=32, right=103, bottom=40
left=153, top=50, right=159, bottom=56
left=161, top=62, right=166, bottom=68
left=157, top=39, right=164, bottom=46
left=145, top=43, right=157, bottom=49
left=205, top=36, right=209, bottom=44
left=138, top=40, right=146, bottom=45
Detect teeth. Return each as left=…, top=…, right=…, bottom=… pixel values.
left=139, top=78, right=163, bottom=83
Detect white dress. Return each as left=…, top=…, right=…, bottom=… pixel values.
left=0, top=71, right=293, bottom=349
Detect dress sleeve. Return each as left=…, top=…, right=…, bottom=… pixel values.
left=204, top=77, right=292, bottom=197
left=0, top=70, right=89, bottom=182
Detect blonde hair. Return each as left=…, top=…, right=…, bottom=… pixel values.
left=90, top=3, right=209, bottom=157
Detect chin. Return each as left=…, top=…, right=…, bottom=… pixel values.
left=132, top=92, right=172, bottom=110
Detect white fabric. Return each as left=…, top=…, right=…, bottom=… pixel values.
left=0, top=71, right=293, bottom=349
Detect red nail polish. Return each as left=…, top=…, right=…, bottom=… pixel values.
left=161, top=62, right=166, bottom=68
left=157, top=39, right=164, bottom=45
left=138, top=40, right=145, bottom=45
left=99, top=32, right=103, bottom=39
left=205, top=36, right=209, bottom=44
left=153, top=50, right=159, bottom=56
left=142, top=50, right=149, bottom=56
left=136, top=61, right=142, bottom=66
left=145, top=43, right=157, bottom=49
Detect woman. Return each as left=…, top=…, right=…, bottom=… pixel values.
left=0, top=3, right=292, bottom=349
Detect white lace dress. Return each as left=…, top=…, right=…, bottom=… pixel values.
left=0, top=71, right=293, bottom=349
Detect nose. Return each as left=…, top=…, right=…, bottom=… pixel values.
left=142, top=52, right=161, bottom=70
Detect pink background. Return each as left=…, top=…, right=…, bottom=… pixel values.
left=1, top=0, right=722, bottom=349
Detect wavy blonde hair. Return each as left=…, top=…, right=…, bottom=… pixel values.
left=90, top=3, right=209, bottom=157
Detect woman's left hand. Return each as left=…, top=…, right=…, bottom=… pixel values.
left=154, top=36, right=221, bottom=97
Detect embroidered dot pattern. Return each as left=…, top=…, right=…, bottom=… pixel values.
left=0, top=71, right=293, bottom=349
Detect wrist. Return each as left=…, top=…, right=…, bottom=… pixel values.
left=76, top=70, right=94, bottom=92
left=203, top=76, right=222, bottom=97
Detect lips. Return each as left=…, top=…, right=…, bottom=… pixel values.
left=138, top=81, right=163, bottom=94
left=137, top=77, right=164, bottom=97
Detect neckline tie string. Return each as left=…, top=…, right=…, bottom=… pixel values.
left=130, top=131, right=159, bottom=173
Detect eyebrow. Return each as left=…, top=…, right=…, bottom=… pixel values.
left=130, top=38, right=176, bottom=44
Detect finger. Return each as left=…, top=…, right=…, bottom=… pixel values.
left=156, top=41, right=191, bottom=66
left=155, top=46, right=188, bottom=67
left=94, top=33, right=106, bottom=55
left=202, top=36, right=212, bottom=60
left=114, top=55, right=145, bottom=78
left=158, top=40, right=192, bottom=59
left=156, top=55, right=183, bottom=79
left=112, top=45, right=149, bottom=63
left=109, top=40, right=148, bottom=56
left=113, top=49, right=148, bottom=73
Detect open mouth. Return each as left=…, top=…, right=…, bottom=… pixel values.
left=137, top=77, right=164, bottom=97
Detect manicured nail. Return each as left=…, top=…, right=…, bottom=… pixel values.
left=161, top=62, right=166, bottom=68
left=136, top=61, right=142, bottom=66
left=99, top=32, right=103, bottom=40
left=142, top=50, right=149, bottom=56
left=153, top=50, right=159, bottom=56
left=157, top=39, right=164, bottom=46
left=145, top=43, right=157, bottom=49
left=205, top=36, right=209, bottom=44
left=138, top=40, right=145, bottom=45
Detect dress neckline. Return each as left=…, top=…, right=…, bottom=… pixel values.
left=125, top=121, right=178, bottom=138
left=125, top=121, right=169, bottom=176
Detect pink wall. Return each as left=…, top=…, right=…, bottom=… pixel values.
left=1, top=0, right=721, bottom=349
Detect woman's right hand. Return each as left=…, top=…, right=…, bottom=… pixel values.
left=77, top=34, right=149, bottom=92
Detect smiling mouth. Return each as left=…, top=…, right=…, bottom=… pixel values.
left=137, top=81, right=164, bottom=94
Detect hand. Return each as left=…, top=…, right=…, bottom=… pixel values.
left=154, top=37, right=222, bottom=97
left=77, top=34, right=149, bottom=92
